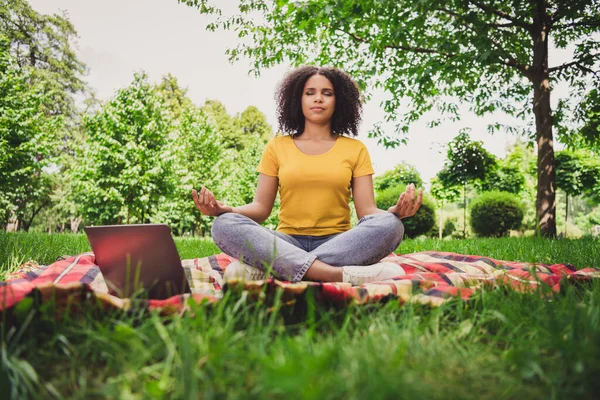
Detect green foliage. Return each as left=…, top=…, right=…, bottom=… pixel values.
left=151, top=104, right=223, bottom=236
left=373, top=162, right=423, bottom=191
left=201, top=100, right=242, bottom=150
left=375, top=185, right=436, bottom=238
left=0, top=37, right=61, bottom=227
left=480, top=163, right=525, bottom=194
left=186, top=0, right=600, bottom=236
left=186, top=0, right=599, bottom=144
left=429, top=177, right=461, bottom=206
left=73, top=73, right=174, bottom=225
left=443, top=218, right=457, bottom=238
left=438, top=131, right=497, bottom=188
left=0, top=0, right=88, bottom=118
left=579, top=89, right=600, bottom=149
left=555, top=150, right=600, bottom=197
left=236, top=105, right=273, bottom=146
left=470, top=191, right=524, bottom=237
left=156, top=74, right=192, bottom=120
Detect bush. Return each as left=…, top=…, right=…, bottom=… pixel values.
left=375, top=185, right=436, bottom=238
left=470, top=191, right=524, bottom=237
left=442, top=218, right=457, bottom=237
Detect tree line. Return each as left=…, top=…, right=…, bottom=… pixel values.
left=184, top=0, right=600, bottom=237
left=2, top=0, right=599, bottom=238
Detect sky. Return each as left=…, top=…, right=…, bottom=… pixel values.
left=31, top=0, right=573, bottom=183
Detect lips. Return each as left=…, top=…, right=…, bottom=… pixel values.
left=311, top=107, right=325, bottom=111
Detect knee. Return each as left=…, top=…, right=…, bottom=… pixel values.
left=378, top=213, right=404, bottom=243
left=211, top=212, right=245, bottom=241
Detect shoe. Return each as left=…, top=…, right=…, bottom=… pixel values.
left=342, top=262, right=405, bottom=285
left=223, top=260, right=267, bottom=281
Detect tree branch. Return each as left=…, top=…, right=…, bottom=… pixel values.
left=345, top=30, right=457, bottom=57
left=549, top=52, right=600, bottom=73
left=435, top=7, right=518, bottom=29
left=502, top=57, right=532, bottom=76
left=553, top=19, right=600, bottom=29
left=468, top=0, right=532, bottom=30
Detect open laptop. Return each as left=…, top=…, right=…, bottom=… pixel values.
left=85, top=224, right=190, bottom=300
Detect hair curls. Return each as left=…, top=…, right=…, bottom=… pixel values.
left=275, top=66, right=362, bottom=137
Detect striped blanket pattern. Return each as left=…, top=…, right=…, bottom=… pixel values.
left=1, top=251, right=599, bottom=318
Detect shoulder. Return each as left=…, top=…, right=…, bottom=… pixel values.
left=337, top=136, right=369, bottom=151
left=266, top=134, right=293, bottom=148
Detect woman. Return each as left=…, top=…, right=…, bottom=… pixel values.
left=192, top=66, right=422, bottom=284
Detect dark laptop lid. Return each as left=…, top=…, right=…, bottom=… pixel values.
left=85, top=224, right=190, bottom=299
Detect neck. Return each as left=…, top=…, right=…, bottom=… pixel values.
left=299, top=120, right=334, bottom=140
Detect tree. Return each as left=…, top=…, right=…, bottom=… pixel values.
left=235, top=105, right=273, bottom=147
left=0, top=37, right=60, bottom=229
left=438, top=131, right=496, bottom=237
left=373, top=162, right=423, bottom=192
left=201, top=100, right=242, bottom=150
left=480, top=162, right=525, bottom=194
left=73, top=73, right=173, bottom=225
left=152, top=104, right=223, bottom=236
left=430, top=177, right=461, bottom=239
left=156, top=74, right=192, bottom=121
left=183, top=0, right=600, bottom=236
left=0, top=0, right=88, bottom=118
left=555, top=150, right=600, bottom=236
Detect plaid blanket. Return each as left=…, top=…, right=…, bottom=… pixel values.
left=1, top=252, right=599, bottom=320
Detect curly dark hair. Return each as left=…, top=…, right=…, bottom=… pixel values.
left=275, top=66, right=362, bottom=137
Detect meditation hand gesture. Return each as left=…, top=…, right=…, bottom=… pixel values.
left=388, top=183, right=423, bottom=219
left=192, top=187, right=232, bottom=217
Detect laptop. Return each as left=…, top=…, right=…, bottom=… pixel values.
left=85, top=224, right=191, bottom=300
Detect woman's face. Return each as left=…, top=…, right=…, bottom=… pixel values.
left=301, top=74, right=335, bottom=125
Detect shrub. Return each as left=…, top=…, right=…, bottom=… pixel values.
left=375, top=185, right=436, bottom=238
left=442, top=218, right=457, bottom=237
left=470, top=191, right=524, bottom=237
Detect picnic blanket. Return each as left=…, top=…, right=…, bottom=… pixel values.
left=1, top=251, right=599, bottom=321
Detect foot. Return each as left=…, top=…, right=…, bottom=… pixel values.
left=342, top=262, right=405, bottom=285
left=223, top=260, right=267, bottom=281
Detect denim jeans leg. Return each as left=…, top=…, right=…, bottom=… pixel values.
left=211, top=213, right=317, bottom=282
left=309, top=212, right=404, bottom=267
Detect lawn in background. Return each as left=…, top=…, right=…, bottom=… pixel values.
left=1, top=232, right=599, bottom=399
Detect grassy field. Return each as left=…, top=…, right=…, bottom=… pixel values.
left=1, top=232, right=600, bottom=399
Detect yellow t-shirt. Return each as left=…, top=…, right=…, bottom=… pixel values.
left=257, top=135, right=374, bottom=236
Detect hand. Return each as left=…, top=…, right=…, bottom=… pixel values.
left=192, top=187, right=232, bottom=217
left=388, top=183, right=423, bottom=219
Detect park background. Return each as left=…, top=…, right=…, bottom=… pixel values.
left=2, top=0, right=599, bottom=240
left=2, top=1, right=600, bottom=399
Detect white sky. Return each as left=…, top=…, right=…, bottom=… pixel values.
left=31, top=0, right=573, bottom=183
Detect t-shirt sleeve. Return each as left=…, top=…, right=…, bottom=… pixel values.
left=256, top=138, right=279, bottom=176
left=353, top=142, right=375, bottom=178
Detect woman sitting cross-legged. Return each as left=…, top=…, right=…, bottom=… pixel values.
left=192, top=66, right=422, bottom=284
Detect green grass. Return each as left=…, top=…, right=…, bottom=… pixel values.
left=1, top=232, right=600, bottom=399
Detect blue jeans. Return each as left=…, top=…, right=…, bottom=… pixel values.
left=211, top=212, right=404, bottom=282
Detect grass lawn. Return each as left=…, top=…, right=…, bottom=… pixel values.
left=1, top=232, right=600, bottom=399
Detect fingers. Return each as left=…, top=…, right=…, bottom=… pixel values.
left=411, top=188, right=423, bottom=215
left=192, top=186, right=222, bottom=216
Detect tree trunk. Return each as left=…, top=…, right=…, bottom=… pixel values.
left=439, top=203, right=444, bottom=240
left=565, top=194, right=568, bottom=237
left=463, top=183, right=467, bottom=238
left=531, top=3, right=557, bottom=237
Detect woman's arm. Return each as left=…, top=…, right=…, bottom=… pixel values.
left=231, top=173, right=279, bottom=223
left=351, top=175, right=386, bottom=219
left=352, top=175, right=422, bottom=220
left=192, top=173, right=278, bottom=223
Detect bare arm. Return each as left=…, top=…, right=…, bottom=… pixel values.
left=352, top=175, right=386, bottom=219
left=192, top=173, right=278, bottom=224
left=352, top=175, right=422, bottom=220
left=231, top=173, right=278, bottom=223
